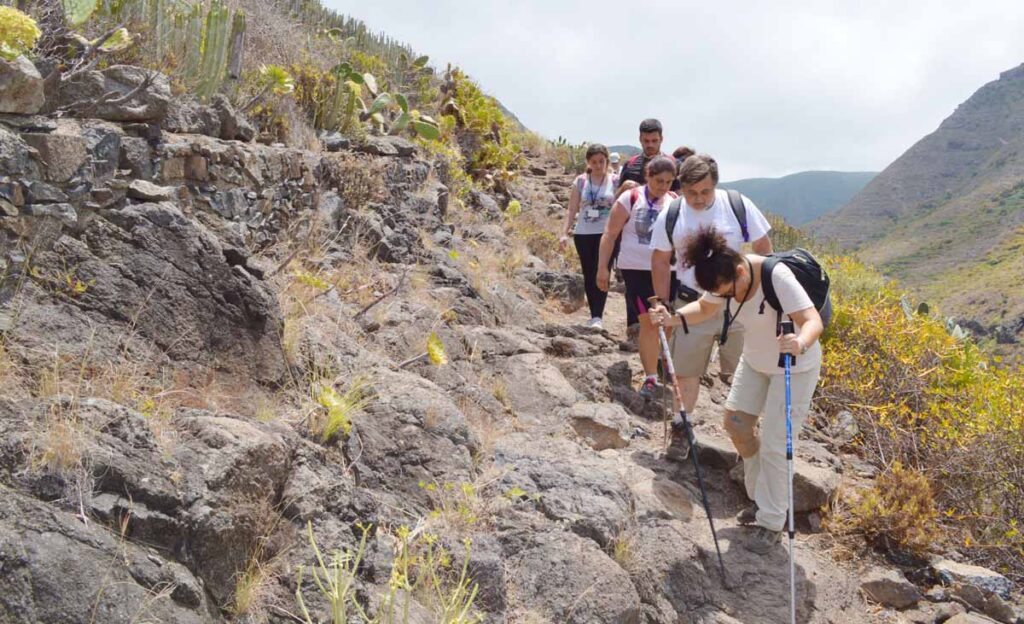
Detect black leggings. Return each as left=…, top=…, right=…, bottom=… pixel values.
left=573, top=234, right=608, bottom=319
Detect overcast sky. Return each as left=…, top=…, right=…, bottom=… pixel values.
left=329, top=1, right=1024, bottom=180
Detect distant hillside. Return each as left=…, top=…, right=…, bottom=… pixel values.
left=608, top=145, right=641, bottom=158
left=810, top=63, right=1024, bottom=347
left=722, top=171, right=876, bottom=225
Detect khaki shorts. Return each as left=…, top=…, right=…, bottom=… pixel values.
left=724, top=357, right=821, bottom=420
left=670, top=308, right=743, bottom=378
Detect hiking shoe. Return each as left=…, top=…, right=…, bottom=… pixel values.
left=736, top=503, right=758, bottom=526
left=638, top=376, right=659, bottom=401
left=665, top=418, right=691, bottom=462
left=744, top=526, right=781, bottom=554
left=585, top=317, right=603, bottom=330
left=626, top=322, right=640, bottom=340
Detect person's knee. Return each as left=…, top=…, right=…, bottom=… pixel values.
left=724, top=410, right=759, bottom=458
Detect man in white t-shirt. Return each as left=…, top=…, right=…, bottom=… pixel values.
left=649, top=154, right=773, bottom=460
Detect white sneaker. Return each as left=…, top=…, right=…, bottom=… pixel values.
left=585, top=317, right=603, bottom=329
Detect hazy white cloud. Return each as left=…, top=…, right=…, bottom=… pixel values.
left=327, top=0, right=1024, bottom=179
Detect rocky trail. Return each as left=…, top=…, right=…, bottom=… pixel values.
left=0, top=71, right=1020, bottom=623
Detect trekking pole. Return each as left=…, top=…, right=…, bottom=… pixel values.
left=647, top=297, right=727, bottom=584
left=781, top=319, right=797, bottom=624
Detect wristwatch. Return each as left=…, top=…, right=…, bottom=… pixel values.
left=798, top=337, right=808, bottom=355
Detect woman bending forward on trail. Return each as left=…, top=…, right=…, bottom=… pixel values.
left=649, top=225, right=824, bottom=554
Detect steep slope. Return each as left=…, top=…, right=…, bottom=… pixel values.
left=722, top=171, right=876, bottom=225
left=810, top=63, right=1024, bottom=343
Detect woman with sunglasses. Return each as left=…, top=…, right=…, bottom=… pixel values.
left=560, top=144, right=618, bottom=329
left=648, top=225, right=823, bottom=554
left=597, top=155, right=678, bottom=400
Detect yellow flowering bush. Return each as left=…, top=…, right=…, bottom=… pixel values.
left=0, top=7, right=41, bottom=61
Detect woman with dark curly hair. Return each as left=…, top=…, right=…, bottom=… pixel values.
left=649, top=225, right=823, bottom=555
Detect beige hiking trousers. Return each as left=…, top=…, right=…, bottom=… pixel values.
left=723, top=357, right=821, bottom=532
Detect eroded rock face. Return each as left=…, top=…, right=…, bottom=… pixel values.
left=0, top=486, right=217, bottom=623
left=15, top=202, right=287, bottom=384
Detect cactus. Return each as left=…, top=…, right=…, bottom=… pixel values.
left=62, top=0, right=97, bottom=26
left=194, top=0, right=239, bottom=100
left=226, top=10, right=245, bottom=80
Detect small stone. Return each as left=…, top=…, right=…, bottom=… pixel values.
left=25, top=202, right=77, bottom=227
left=127, top=179, right=174, bottom=202
left=860, top=567, right=922, bottom=609
left=24, top=180, right=68, bottom=203
left=184, top=155, right=208, bottom=181
left=321, top=132, right=350, bottom=152
left=807, top=511, right=823, bottom=533
left=568, top=402, right=631, bottom=451
left=935, top=602, right=967, bottom=622
left=944, top=613, right=1001, bottom=624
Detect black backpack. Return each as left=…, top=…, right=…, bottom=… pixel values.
left=759, top=249, right=832, bottom=329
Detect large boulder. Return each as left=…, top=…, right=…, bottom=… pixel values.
left=0, top=56, right=44, bottom=114
left=162, top=95, right=222, bottom=137
left=210, top=94, right=255, bottom=142
left=60, top=65, right=171, bottom=123
left=494, top=434, right=633, bottom=546
left=505, top=530, right=641, bottom=623
left=932, top=559, right=1013, bottom=600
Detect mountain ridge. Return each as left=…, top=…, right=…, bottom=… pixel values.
left=809, top=62, right=1024, bottom=348
left=722, top=170, right=876, bottom=225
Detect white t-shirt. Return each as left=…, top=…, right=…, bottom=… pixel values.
left=650, top=189, right=771, bottom=290
left=615, top=186, right=675, bottom=271
left=704, top=262, right=822, bottom=375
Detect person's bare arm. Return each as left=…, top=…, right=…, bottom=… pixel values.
left=779, top=306, right=823, bottom=356
left=596, top=203, right=630, bottom=292
left=560, top=181, right=581, bottom=248
left=751, top=234, right=773, bottom=255
left=649, top=297, right=723, bottom=328
left=651, top=248, right=673, bottom=302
